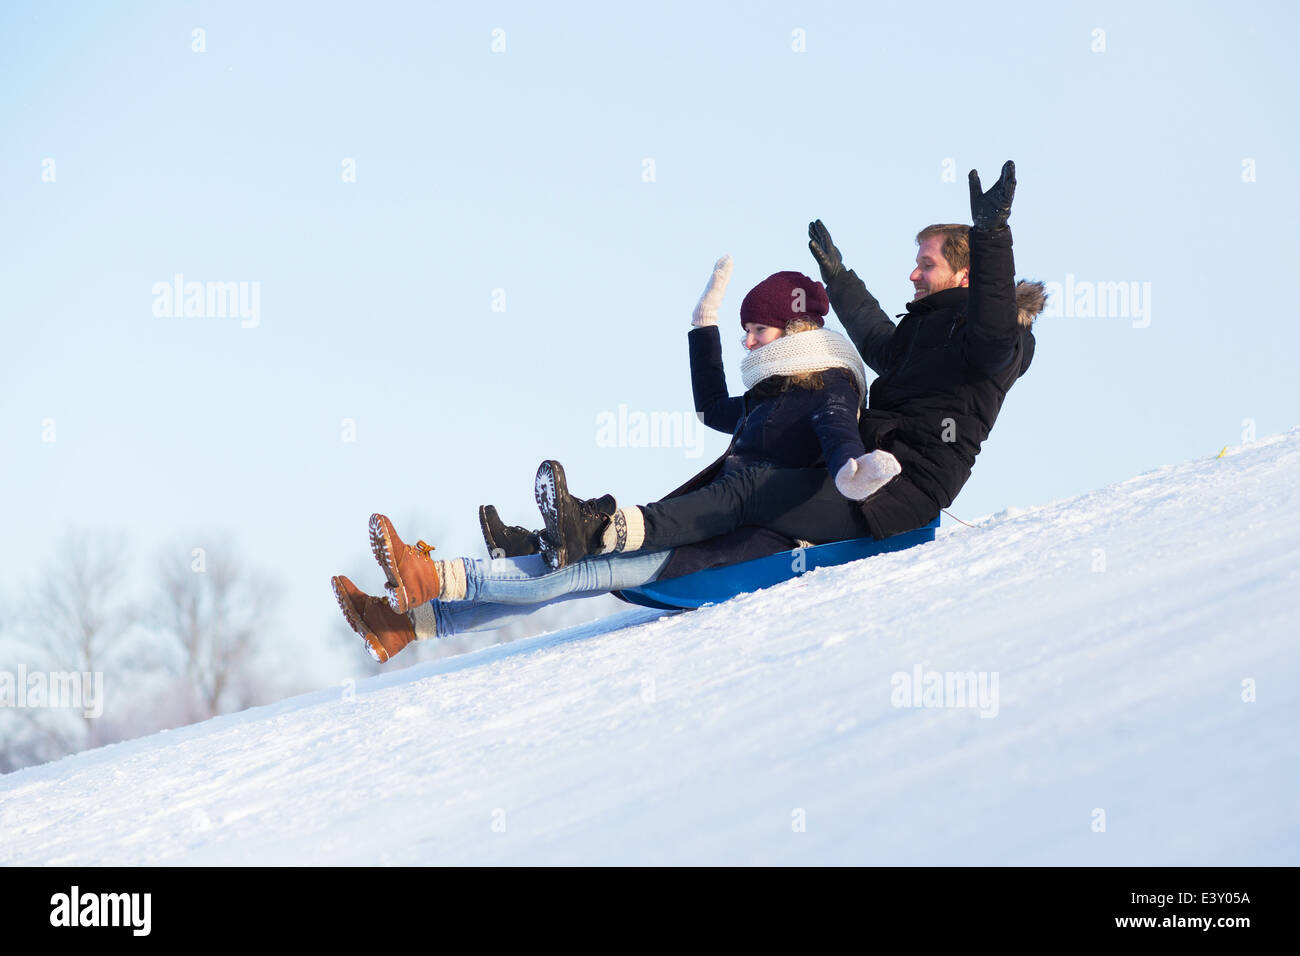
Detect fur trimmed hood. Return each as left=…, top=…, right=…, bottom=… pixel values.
left=1016, top=280, right=1047, bottom=328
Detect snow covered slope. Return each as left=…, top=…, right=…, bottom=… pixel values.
left=3, top=432, right=1298, bottom=865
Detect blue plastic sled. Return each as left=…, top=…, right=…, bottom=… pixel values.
left=615, top=517, right=941, bottom=611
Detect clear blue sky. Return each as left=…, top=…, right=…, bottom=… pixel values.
left=4, top=0, right=1298, bottom=683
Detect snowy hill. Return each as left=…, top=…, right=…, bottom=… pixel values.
left=3, top=432, right=1298, bottom=865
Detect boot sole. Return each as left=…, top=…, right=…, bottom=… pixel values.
left=534, top=460, right=571, bottom=570
left=368, top=514, right=414, bottom=615
left=331, top=576, right=389, bottom=663
left=478, top=505, right=500, bottom=557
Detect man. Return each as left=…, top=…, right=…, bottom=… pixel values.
left=526, top=160, right=1045, bottom=566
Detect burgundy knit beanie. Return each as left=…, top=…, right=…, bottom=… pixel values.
left=739, top=271, right=830, bottom=330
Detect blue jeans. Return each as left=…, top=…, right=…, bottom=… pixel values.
left=412, top=549, right=673, bottom=638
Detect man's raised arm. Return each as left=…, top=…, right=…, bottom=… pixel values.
left=809, top=220, right=896, bottom=375
left=964, top=161, right=1021, bottom=377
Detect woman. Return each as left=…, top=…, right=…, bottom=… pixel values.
left=333, top=258, right=901, bottom=662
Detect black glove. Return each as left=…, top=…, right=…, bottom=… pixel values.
left=968, top=160, right=1016, bottom=232
left=808, top=219, right=844, bottom=283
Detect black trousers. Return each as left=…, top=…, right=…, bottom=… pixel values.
left=640, top=466, right=942, bottom=551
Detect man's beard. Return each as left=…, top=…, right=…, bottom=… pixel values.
left=914, top=277, right=961, bottom=300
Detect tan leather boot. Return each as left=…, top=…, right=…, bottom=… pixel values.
left=331, top=575, right=416, bottom=663
left=368, top=513, right=442, bottom=613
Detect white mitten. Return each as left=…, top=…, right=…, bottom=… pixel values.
left=834, top=450, right=902, bottom=500
left=691, top=255, right=734, bottom=328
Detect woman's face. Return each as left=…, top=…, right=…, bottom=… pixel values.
left=743, top=323, right=783, bottom=351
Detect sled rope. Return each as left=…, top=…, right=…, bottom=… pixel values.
left=941, top=508, right=975, bottom=529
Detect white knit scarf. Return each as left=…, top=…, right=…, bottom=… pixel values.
left=740, top=328, right=867, bottom=403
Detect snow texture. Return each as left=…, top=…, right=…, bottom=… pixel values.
left=2, top=431, right=1298, bottom=865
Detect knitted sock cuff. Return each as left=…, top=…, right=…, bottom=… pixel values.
left=409, top=602, right=438, bottom=641
left=600, top=506, right=646, bottom=554
left=436, top=558, right=468, bottom=601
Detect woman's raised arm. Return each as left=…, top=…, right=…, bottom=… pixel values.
left=688, top=255, right=743, bottom=434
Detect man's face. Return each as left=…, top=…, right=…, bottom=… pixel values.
left=909, top=236, right=969, bottom=301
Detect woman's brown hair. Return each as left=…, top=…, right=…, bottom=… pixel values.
left=779, top=318, right=826, bottom=390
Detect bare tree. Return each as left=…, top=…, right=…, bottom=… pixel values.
left=154, top=538, right=281, bottom=723
left=33, top=529, right=134, bottom=681
left=1, top=529, right=137, bottom=769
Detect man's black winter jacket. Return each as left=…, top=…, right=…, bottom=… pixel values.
left=828, top=226, right=1035, bottom=535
